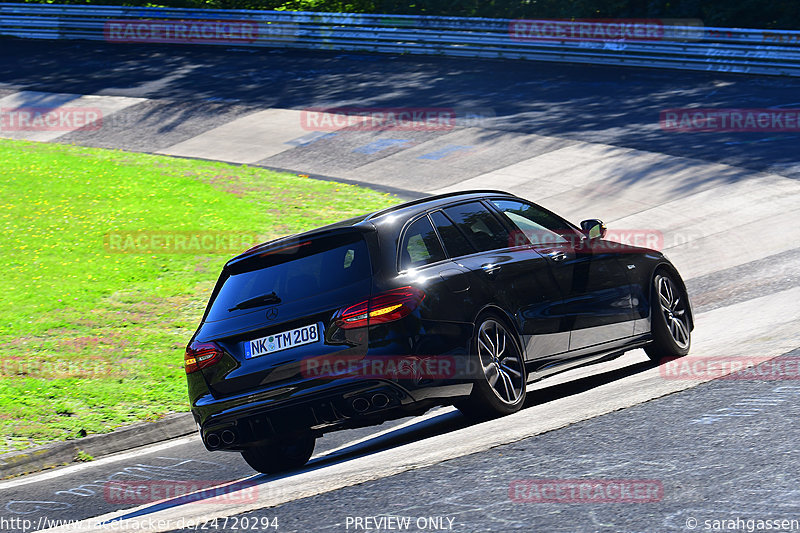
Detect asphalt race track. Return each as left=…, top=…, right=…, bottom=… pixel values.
left=0, top=37, right=799, bottom=533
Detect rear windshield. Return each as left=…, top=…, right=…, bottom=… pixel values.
left=205, top=233, right=370, bottom=322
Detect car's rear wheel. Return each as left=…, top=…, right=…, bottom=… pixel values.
left=457, top=316, right=527, bottom=420
left=644, top=271, right=691, bottom=361
left=240, top=434, right=316, bottom=474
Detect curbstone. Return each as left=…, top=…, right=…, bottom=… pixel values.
left=0, top=412, right=196, bottom=479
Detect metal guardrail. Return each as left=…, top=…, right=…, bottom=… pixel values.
left=1, top=3, right=800, bottom=77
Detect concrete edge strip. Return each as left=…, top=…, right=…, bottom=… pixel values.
left=0, top=413, right=195, bottom=479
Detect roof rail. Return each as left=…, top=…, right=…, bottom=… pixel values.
left=366, top=189, right=515, bottom=220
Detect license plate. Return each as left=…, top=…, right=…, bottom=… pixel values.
left=244, top=324, right=320, bottom=359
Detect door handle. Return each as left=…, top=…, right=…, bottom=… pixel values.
left=481, top=263, right=501, bottom=275
left=544, top=250, right=567, bottom=262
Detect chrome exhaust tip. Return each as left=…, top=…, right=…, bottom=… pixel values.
left=220, top=429, right=236, bottom=445
left=206, top=432, right=221, bottom=449
left=351, top=397, right=370, bottom=413
left=371, top=393, right=390, bottom=408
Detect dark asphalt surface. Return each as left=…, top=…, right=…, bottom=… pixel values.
left=215, top=348, right=800, bottom=533
left=2, top=38, right=800, bottom=178
left=685, top=246, right=800, bottom=314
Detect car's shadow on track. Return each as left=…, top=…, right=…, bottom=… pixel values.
left=110, top=358, right=659, bottom=523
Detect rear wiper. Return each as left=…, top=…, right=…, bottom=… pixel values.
left=228, top=291, right=281, bottom=312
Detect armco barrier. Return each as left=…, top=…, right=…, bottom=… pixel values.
left=1, top=4, right=800, bottom=77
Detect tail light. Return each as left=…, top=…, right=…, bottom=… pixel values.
left=185, top=340, right=224, bottom=374
left=337, top=286, right=425, bottom=329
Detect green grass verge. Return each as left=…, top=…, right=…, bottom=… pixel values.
left=0, top=139, right=397, bottom=454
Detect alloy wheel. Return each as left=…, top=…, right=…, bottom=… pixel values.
left=476, top=319, right=525, bottom=405
left=656, top=275, right=690, bottom=349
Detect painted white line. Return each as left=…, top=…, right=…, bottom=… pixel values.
left=37, top=286, right=800, bottom=532
left=311, top=407, right=451, bottom=459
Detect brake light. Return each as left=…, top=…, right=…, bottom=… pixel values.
left=338, top=287, right=425, bottom=329
left=259, top=240, right=312, bottom=257
left=185, top=340, right=224, bottom=374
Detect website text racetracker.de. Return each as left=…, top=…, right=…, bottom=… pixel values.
left=0, top=516, right=279, bottom=532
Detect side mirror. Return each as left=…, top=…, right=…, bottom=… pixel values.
left=580, top=219, right=607, bottom=240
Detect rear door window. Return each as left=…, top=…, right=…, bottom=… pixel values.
left=399, top=216, right=446, bottom=270
left=442, top=201, right=511, bottom=252
left=430, top=210, right=475, bottom=258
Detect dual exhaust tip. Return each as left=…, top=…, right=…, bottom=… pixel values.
left=206, top=394, right=391, bottom=447
left=205, top=428, right=236, bottom=449
left=351, top=393, right=390, bottom=413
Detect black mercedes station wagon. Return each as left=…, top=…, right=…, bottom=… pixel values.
left=185, top=190, right=693, bottom=473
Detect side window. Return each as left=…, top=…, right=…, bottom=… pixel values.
left=442, top=202, right=511, bottom=252
left=430, top=210, right=475, bottom=258
left=399, top=216, right=446, bottom=270
left=491, top=200, right=573, bottom=246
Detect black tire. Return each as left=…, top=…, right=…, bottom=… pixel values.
left=457, top=314, right=527, bottom=420
left=240, top=434, right=315, bottom=474
left=644, top=270, right=691, bottom=361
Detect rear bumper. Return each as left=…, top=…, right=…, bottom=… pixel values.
left=193, top=376, right=471, bottom=451
left=191, top=317, right=476, bottom=450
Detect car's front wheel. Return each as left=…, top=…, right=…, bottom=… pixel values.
left=457, top=316, right=527, bottom=420
left=644, top=271, right=691, bottom=361
left=240, top=434, right=316, bottom=474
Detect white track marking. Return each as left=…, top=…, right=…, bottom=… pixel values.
left=311, top=407, right=452, bottom=459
